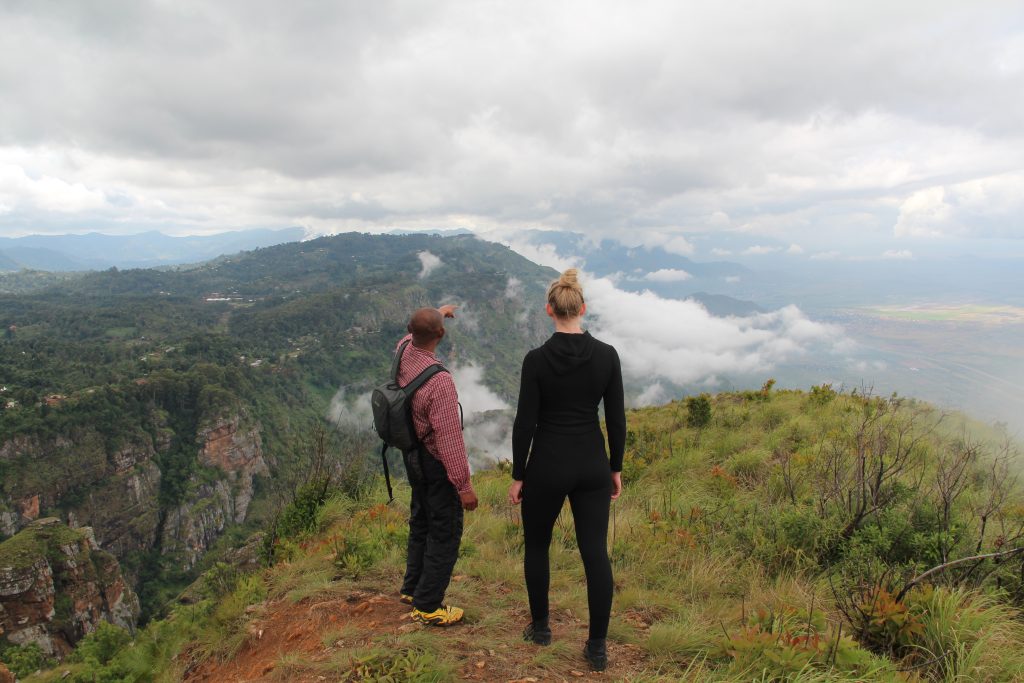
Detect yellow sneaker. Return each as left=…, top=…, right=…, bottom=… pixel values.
left=399, top=593, right=414, bottom=605
left=411, top=604, right=465, bottom=626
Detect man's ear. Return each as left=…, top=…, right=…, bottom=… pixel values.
left=407, top=322, right=414, bottom=333
left=437, top=327, right=446, bottom=340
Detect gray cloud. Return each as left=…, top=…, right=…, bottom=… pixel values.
left=1, top=1, right=1022, bottom=242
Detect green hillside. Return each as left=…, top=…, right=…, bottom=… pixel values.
left=14, top=387, right=1024, bottom=682
left=0, top=232, right=557, bottom=622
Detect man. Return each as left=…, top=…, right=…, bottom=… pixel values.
left=396, top=304, right=478, bottom=626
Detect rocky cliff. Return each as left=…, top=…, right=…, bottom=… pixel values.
left=196, top=413, right=268, bottom=527
left=0, top=408, right=267, bottom=577
left=0, top=518, right=139, bottom=658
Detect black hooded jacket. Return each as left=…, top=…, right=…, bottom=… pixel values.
left=511, top=331, right=626, bottom=480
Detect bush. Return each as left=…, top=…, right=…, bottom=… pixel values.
left=716, top=606, right=881, bottom=678
left=68, top=621, right=132, bottom=666
left=0, top=642, right=53, bottom=678
left=809, top=383, right=837, bottom=405
left=263, top=476, right=333, bottom=563
left=685, top=394, right=712, bottom=429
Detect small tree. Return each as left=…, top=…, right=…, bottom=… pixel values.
left=685, top=393, right=712, bottom=429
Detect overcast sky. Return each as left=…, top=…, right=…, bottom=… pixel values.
left=2, top=0, right=1022, bottom=252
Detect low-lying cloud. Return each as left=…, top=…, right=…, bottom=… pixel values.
left=584, top=276, right=846, bottom=387
left=449, top=364, right=508, bottom=416
left=496, top=233, right=848, bottom=392
left=635, top=382, right=669, bottom=407
left=327, top=363, right=513, bottom=469
left=643, top=268, right=692, bottom=282
left=418, top=250, right=442, bottom=278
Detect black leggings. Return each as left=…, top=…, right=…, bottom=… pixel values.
left=522, top=429, right=613, bottom=640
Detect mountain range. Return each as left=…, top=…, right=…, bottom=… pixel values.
left=0, top=228, right=306, bottom=271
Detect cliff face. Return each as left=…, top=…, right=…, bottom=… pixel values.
left=159, top=413, right=268, bottom=571
left=0, top=408, right=267, bottom=576
left=0, top=518, right=140, bottom=658
left=0, top=429, right=163, bottom=557
left=196, top=413, right=268, bottom=527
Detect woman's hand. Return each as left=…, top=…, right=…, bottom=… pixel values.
left=610, top=472, right=622, bottom=500
left=508, top=480, right=524, bottom=505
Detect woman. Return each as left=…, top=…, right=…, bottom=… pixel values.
left=508, top=268, right=626, bottom=672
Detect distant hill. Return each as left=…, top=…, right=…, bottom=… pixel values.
left=0, top=228, right=306, bottom=271
left=686, top=291, right=763, bottom=316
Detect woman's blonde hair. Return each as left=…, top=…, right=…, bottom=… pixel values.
left=546, top=268, right=585, bottom=319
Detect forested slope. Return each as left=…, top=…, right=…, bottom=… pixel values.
left=0, top=232, right=556, bottom=631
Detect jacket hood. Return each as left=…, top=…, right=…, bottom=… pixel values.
left=541, top=331, right=595, bottom=375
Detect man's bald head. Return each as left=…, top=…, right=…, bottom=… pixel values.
left=408, top=308, right=445, bottom=347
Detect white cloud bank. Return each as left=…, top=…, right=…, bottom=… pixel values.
left=894, top=173, right=1024, bottom=239
left=584, top=276, right=846, bottom=386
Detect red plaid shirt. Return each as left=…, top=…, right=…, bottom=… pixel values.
left=395, top=334, right=471, bottom=494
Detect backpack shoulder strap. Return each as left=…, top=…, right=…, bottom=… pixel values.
left=403, top=363, right=448, bottom=396
left=380, top=442, right=394, bottom=503
left=391, top=339, right=412, bottom=382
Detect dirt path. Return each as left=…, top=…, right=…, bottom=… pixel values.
left=182, top=589, right=646, bottom=682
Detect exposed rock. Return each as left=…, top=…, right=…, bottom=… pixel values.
left=0, top=511, right=16, bottom=539
left=0, top=519, right=139, bottom=658
left=16, top=495, right=39, bottom=522
left=161, top=481, right=234, bottom=571
left=1, top=407, right=267, bottom=597
left=196, top=413, right=268, bottom=523
left=79, top=460, right=162, bottom=563
left=0, top=430, right=152, bottom=547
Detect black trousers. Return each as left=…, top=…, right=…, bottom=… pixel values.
left=401, top=446, right=464, bottom=612
left=522, top=428, right=613, bottom=640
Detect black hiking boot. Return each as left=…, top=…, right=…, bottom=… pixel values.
left=584, top=638, right=607, bottom=671
left=523, top=619, right=552, bottom=645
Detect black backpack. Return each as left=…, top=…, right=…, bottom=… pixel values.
left=370, top=339, right=447, bottom=501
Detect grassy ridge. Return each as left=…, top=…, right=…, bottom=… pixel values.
left=15, top=386, right=1024, bottom=681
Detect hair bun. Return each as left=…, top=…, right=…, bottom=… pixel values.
left=558, top=268, right=579, bottom=287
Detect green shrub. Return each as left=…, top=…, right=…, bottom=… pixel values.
left=68, top=622, right=132, bottom=666
left=0, top=642, right=53, bottom=678
left=809, top=383, right=837, bottom=405
left=263, top=476, right=334, bottom=563
left=716, top=606, right=881, bottom=678
left=685, top=394, right=712, bottom=429
left=331, top=503, right=407, bottom=578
